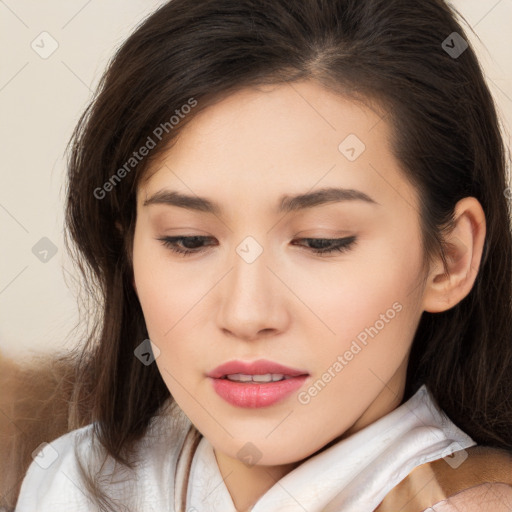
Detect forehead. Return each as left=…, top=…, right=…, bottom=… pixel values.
left=137, top=80, right=418, bottom=218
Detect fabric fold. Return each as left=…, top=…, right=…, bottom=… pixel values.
left=184, top=385, right=475, bottom=511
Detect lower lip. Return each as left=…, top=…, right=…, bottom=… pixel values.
left=209, top=375, right=309, bottom=408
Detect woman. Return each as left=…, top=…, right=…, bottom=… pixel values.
left=13, top=0, right=512, bottom=510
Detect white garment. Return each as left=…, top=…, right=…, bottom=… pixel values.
left=14, top=385, right=475, bottom=512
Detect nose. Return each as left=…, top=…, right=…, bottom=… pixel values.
left=216, top=244, right=290, bottom=342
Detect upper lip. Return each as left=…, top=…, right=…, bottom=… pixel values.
left=207, top=359, right=309, bottom=379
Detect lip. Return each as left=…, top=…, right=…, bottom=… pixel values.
left=207, top=359, right=309, bottom=379
left=207, top=359, right=310, bottom=408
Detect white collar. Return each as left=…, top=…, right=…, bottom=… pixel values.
left=177, top=385, right=475, bottom=511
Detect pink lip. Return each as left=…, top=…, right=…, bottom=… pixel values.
left=207, top=359, right=309, bottom=408
left=207, top=359, right=308, bottom=379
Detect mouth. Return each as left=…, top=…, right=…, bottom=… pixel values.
left=207, top=359, right=310, bottom=408
left=207, top=358, right=309, bottom=379
left=219, top=373, right=298, bottom=382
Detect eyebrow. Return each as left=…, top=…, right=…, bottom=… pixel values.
left=143, top=187, right=379, bottom=215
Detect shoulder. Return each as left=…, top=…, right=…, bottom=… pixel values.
left=15, top=401, right=194, bottom=512
left=429, top=482, right=512, bottom=511
left=378, top=444, right=512, bottom=512
left=14, top=423, right=97, bottom=512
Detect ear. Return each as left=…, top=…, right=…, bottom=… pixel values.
left=422, top=197, right=486, bottom=313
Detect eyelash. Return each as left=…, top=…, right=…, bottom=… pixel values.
left=156, top=235, right=357, bottom=257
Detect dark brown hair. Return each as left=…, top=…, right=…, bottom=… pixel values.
left=57, top=0, right=512, bottom=509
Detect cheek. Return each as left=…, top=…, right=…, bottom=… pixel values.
left=297, top=236, right=421, bottom=336
left=293, top=236, right=423, bottom=391
left=132, top=234, right=193, bottom=334
left=132, top=241, right=213, bottom=382
left=134, top=270, right=198, bottom=387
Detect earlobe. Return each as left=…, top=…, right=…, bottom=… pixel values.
left=422, top=197, right=486, bottom=313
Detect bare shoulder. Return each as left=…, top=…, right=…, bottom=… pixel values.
left=429, top=483, right=512, bottom=512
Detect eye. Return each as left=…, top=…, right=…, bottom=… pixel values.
left=291, top=236, right=357, bottom=256
left=157, top=235, right=357, bottom=257
left=157, top=235, right=216, bottom=256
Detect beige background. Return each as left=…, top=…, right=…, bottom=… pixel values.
left=0, top=0, right=511, bottom=360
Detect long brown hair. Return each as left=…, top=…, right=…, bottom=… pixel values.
left=55, top=0, right=512, bottom=508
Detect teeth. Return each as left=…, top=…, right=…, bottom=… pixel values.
left=225, top=373, right=287, bottom=382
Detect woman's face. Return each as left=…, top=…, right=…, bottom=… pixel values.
left=133, top=80, right=430, bottom=466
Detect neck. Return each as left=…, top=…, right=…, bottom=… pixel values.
left=213, top=449, right=301, bottom=512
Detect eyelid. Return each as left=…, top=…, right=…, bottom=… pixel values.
left=156, top=234, right=357, bottom=257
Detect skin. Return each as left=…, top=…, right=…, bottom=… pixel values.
left=132, top=80, right=486, bottom=511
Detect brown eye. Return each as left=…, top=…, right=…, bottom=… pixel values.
left=156, top=235, right=357, bottom=257
left=157, top=236, right=216, bottom=256
left=291, top=236, right=357, bottom=255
